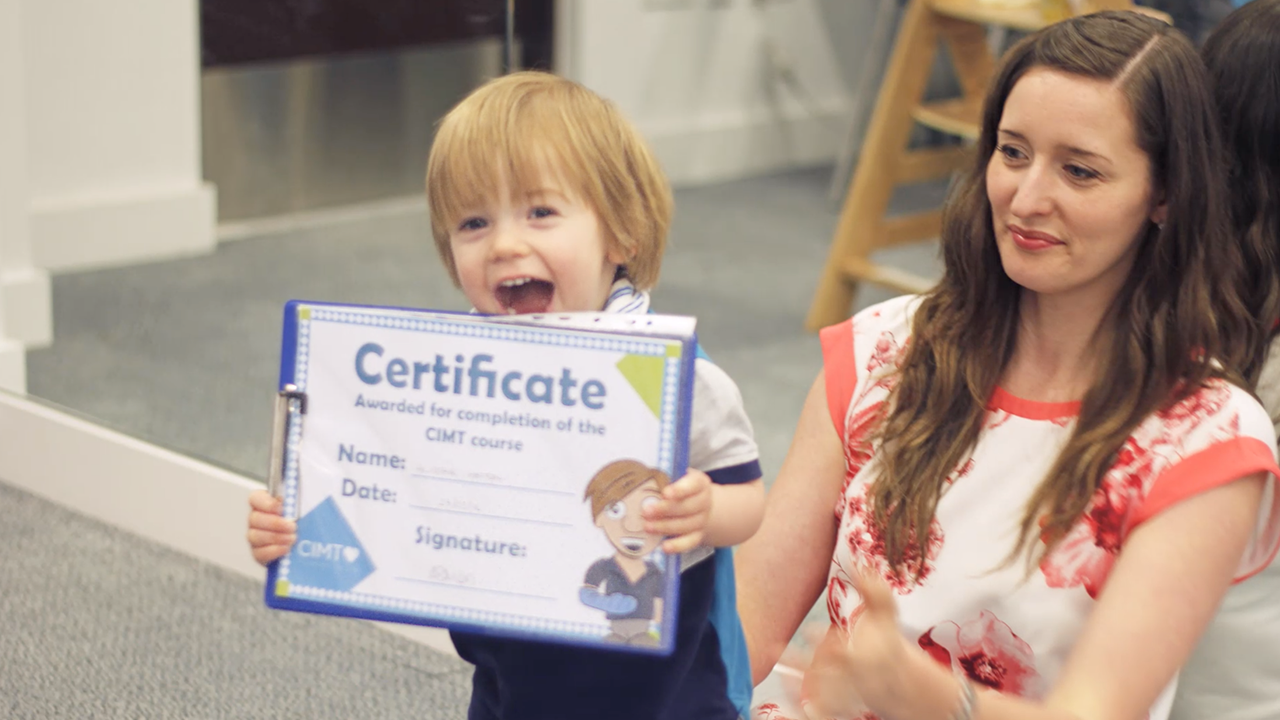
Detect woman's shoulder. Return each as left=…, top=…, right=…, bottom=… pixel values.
left=847, top=293, right=923, bottom=335
left=1134, top=378, right=1276, bottom=455
left=820, top=294, right=922, bottom=380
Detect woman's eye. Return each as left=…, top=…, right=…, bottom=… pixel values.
left=530, top=206, right=557, bottom=220
left=996, top=144, right=1026, bottom=161
left=606, top=502, right=626, bottom=520
left=458, top=217, right=487, bottom=232
left=1065, top=164, right=1100, bottom=181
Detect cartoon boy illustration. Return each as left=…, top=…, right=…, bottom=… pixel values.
left=580, top=459, right=668, bottom=647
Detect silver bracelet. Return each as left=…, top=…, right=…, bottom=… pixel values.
left=949, top=670, right=977, bottom=720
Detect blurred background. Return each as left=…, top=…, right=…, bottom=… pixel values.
left=0, top=1, right=1234, bottom=717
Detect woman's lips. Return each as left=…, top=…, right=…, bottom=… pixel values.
left=1010, top=225, right=1063, bottom=251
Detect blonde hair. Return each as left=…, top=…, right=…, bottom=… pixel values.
left=426, top=71, right=672, bottom=290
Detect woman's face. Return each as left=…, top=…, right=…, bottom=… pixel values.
left=986, top=67, right=1165, bottom=304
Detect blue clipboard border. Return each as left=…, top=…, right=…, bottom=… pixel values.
left=264, top=300, right=697, bottom=657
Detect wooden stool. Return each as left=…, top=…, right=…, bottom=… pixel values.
left=805, top=0, right=1146, bottom=330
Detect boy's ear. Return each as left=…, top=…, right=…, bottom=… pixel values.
left=606, top=243, right=630, bottom=267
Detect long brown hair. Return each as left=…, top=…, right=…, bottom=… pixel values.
left=869, top=12, right=1240, bottom=575
left=1202, top=0, right=1280, bottom=385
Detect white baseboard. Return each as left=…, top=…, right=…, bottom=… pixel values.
left=2, top=266, right=52, bottom=349
left=30, top=182, right=217, bottom=273
left=643, top=101, right=850, bottom=187
left=217, top=195, right=426, bottom=244
left=0, top=340, right=24, bottom=393
left=0, top=391, right=459, bottom=658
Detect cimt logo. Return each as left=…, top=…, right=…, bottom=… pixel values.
left=296, top=540, right=361, bottom=564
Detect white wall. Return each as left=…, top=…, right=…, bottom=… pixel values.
left=558, top=0, right=876, bottom=186
left=0, top=0, right=42, bottom=390
left=23, top=0, right=215, bottom=273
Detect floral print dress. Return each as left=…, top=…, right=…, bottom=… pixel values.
left=755, top=295, right=1280, bottom=720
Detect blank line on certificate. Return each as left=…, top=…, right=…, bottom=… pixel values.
left=395, top=576, right=556, bottom=602
left=409, top=504, right=573, bottom=527
left=411, top=473, right=577, bottom=497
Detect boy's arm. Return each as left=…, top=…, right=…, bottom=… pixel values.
left=644, top=358, right=764, bottom=554
left=706, top=477, right=764, bottom=547
left=645, top=472, right=763, bottom=554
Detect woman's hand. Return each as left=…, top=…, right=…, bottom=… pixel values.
left=802, top=568, right=957, bottom=720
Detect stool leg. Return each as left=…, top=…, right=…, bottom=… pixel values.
left=938, top=15, right=995, bottom=105
left=806, top=0, right=943, bottom=330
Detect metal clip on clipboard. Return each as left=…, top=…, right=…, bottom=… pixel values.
left=266, top=384, right=308, bottom=500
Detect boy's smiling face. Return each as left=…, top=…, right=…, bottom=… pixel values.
left=448, top=168, right=626, bottom=315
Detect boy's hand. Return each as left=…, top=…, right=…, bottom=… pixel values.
left=247, top=489, right=297, bottom=566
left=643, top=470, right=712, bottom=554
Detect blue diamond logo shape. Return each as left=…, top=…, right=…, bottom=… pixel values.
left=285, top=496, right=376, bottom=592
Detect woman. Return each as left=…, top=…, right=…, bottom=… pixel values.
left=1172, top=3, right=1280, bottom=718
left=739, top=12, right=1280, bottom=720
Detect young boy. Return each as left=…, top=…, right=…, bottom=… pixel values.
left=247, top=71, right=765, bottom=720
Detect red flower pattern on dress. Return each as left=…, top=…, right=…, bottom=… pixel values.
left=986, top=409, right=1013, bottom=431
left=866, top=331, right=902, bottom=381
left=917, top=611, right=1042, bottom=697
left=845, top=401, right=886, bottom=469
left=945, top=458, right=976, bottom=485
left=753, top=704, right=877, bottom=720
left=840, top=488, right=944, bottom=595
left=1158, top=382, right=1230, bottom=425
left=1039, top=382, right=1236, bottom=597
left=1038, top=437, right=1145, bottom=598
left=754, top=703, right=786, bottom=719
left=827, top=574, right=853, bottom=631
left=834, top=330, right=903, bottom=503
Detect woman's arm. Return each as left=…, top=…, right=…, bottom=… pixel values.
left=808, top=471, right=1269, bottom=720
left=1038, top=470, right=1267, bottom=720
left=736, top=370, right=848, bottom=685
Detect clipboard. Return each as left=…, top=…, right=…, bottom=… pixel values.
left=263, top=300, right=698, bottom=656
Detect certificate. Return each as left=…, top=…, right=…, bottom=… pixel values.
left=263, top=301, right=697, bottom=656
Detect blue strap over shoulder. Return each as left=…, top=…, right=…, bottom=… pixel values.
left=710, top=547, right=753, bottom=718
left=693, top=340, right=753, bottom=718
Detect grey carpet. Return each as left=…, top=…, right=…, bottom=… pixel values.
left=19, top=165, right=946, bottom=717
left=0, top=480, right=472, bottom=719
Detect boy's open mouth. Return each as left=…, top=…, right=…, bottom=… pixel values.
left=620, top=537, right=646, bottom=553
left=495, top=277, right=554, bottom=314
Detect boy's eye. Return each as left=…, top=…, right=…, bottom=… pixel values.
left=458, top=217, right=487, bottom=232
left=606, top=502, right=626, bottom=520
left=529, top=206, right=557, bottom=220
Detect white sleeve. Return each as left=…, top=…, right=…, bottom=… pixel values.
left=687, top=358, right=761, bottom=480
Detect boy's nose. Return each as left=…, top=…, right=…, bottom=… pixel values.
left=488, top=225, right=530, bottom=260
